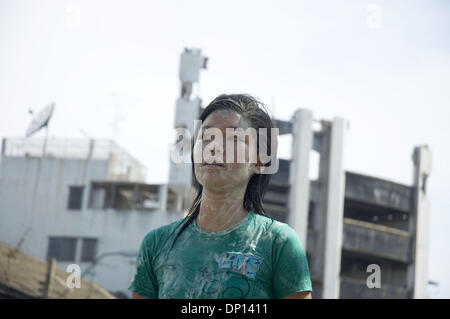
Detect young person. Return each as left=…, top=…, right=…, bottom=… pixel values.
left=129, top=93, right=312, bottom=299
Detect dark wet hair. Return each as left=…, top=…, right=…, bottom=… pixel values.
left=169, top=93, right=277, bottom=250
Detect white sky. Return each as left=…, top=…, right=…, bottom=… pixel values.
left=0, top=0, right=449, bottom=298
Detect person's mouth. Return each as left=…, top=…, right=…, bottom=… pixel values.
left=202, top=162, right=225, bottom=169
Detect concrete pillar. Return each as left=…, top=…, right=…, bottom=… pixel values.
left=288, top=109, right=313, bottom=249
left=159, top=184, right=168, bottom=212
left=1, top=138, right=6, bottom=158
left=81, top=139, right=94, bottom=212
left=319, top=117, right=348, bottom=299
left=169, top=97, right=201, bottom=190
left=75, top=237, right=83, bottom=264
left=169, top=49, right=207, bottom=199
left=407, top=145, right=432, bottom=298
left=0, top=138, right=5, bottom=181
left=309, top=124, right=329, bottom=294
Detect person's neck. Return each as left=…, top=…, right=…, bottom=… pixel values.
left=196, top=187, right=249, bottom=232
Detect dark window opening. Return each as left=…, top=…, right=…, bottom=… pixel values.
left=88, top=182, right=161, bottom=211
left=344, top=199, right=410, bottom=231
left=81, top=238, right=98, bottom=262
left=68, top=186, right=84, bottom=210
left=47, top=237, right=77, bottom=262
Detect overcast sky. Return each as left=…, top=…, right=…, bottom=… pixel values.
left=0, top=0, right=449, bottom=298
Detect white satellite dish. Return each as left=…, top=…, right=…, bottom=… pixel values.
left=26, top=103, right=55, bottom=138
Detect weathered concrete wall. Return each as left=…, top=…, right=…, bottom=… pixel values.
left=345, top=172, right=412, bottom=213
left=342, top=218, right=410, bottom=263
left=0, top=156, right=183, bottom=296
left=0, top=156, right=109, bottom=253
left=340, top=249, right=408, bottom=285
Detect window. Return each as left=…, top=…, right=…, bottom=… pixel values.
left=88, top=182, right=161, bottom=211
left=47, top=237, right=77, bottom=262
left=81, top=238, right=98, bottom=262
left=89, top=185, right=107, bottom=209
left=68, top=186, right=84, bottom=210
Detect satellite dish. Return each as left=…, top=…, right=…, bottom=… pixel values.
left=26, top=102, right=55, bottom=138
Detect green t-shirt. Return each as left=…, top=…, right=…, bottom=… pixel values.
left=128, top=210, right=312, bottom=299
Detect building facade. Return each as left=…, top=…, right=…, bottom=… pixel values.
left=0, top=138, right=183, bottom=297
left=258, top=117, right=431, bottom=299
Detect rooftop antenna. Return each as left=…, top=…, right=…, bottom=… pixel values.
left=25, top=102, right=55, bottom=156
left=107, top=92, right=126, bottom=142
left=271, top=96, right=276, bottom=118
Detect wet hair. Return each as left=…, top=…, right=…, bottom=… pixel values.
left=169, top=93, right=277, bottom=250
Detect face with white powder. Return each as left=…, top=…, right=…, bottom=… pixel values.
left=193, top=109, right=264, bottom=192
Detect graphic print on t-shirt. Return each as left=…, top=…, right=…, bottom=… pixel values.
left=218, top=252, right=263, bottom=279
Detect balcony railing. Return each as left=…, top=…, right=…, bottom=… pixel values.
left=342, top=218, right=410, bottom=263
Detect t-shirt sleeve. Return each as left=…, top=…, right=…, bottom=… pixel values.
left=272, top=224, right=312, bottom=298
left=128, top=231, right=159, bottom=298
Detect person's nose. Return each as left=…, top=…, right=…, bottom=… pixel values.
left=207, top=139, right=225, bottom=162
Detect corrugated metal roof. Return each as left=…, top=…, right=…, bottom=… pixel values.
left=0, top=242, right=116, bottom=299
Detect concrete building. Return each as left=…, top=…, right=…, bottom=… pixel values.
left=251, top=116, right=431, bottom=299
left=0, top=48, right=207, bottom=299
left=0, top=138, right=183, bottom=297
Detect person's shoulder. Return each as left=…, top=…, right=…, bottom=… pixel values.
left=250, top=211, right=290, bottom=237
left=142, top=217, right=186, bottom=244
left=271, top=220, right=297, bottom=242
left=252, top=212, right=299, bottom=242
left=158, top=217, right=186, bottom=233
